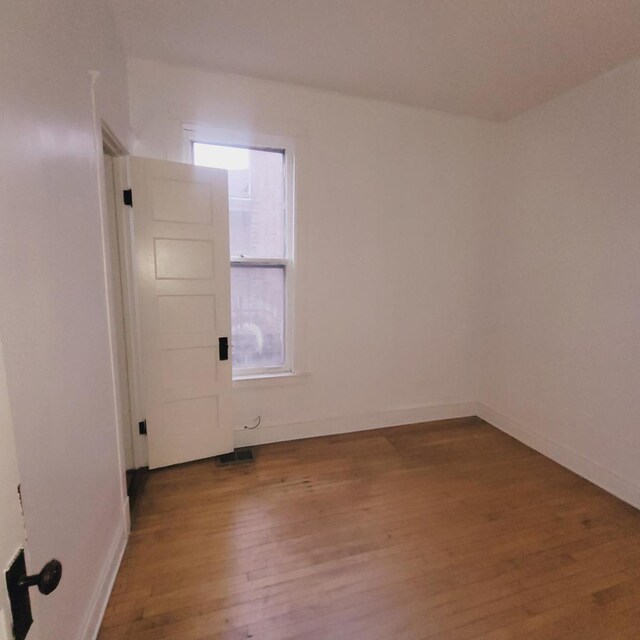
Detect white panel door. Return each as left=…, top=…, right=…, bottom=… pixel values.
left=130, top=157, right=233, bottom=469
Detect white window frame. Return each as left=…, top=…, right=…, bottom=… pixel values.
left=183, top=125, right=296, bottom=379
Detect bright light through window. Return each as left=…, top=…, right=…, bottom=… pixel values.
left=192, top=144, right=250, bottom=171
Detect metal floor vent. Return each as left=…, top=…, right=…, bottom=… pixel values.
left=216, top=447, right=255, bottom=466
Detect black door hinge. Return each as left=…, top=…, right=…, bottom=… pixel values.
left=138, top=419, right=147, bottom=435
left=218, top=337, right=229, bottom=361
left=123, top=189, right=133, bottom=206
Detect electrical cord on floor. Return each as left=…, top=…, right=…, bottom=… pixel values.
left=244, top=416, right=261, bottom=430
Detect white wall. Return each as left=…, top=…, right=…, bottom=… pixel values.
left=479, top=59, right=640, bottom=507
left=0, top=1, right=131, bottom=638
left=128, top=58, right=498, bottom=448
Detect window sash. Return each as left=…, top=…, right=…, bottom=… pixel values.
left=231, top=257, right=289, bottom=267
left=230, top=260, right=289, bottom=376
left=231, top=259, right=291, bottom=374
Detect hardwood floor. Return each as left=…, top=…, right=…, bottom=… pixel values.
left=99, top=417, right=640, bottom=639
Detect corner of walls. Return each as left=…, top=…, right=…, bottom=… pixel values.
left=477, top=403, right=640, bottom=511
left=478, top=58, right=640, bottom=512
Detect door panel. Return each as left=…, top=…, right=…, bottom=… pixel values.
left=130, top=157, right=233, bottom=469
left=154, top=238, right=215, bottom=280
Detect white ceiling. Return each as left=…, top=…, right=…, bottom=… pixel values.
left=108, top=0, right=640, bottom=121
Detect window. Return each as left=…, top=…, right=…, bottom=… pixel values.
left=191, top=139, right=293, bottom=376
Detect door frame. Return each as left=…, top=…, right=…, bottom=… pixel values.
left=99, top=124, right=147, bottom=481
left=0, top=335, right=27, bottom=639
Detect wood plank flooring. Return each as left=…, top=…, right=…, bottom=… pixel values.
left=99, top=417, right=640, bottom=639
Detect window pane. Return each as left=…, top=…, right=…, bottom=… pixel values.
left=193, top=143, right=285, bottom=258
left=231, top=265, right=285, bottom=369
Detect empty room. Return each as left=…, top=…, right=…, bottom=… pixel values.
left=1, top=1, right=639, bottom=639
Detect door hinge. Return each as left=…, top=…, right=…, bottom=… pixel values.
left=123, top=189, right=133, bottom=206
left=218, top=337, right=229, bottom=361
left=138, top=419, right=147, bottom=435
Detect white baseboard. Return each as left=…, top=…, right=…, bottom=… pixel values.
left=122, top=496, right=131, bottom=537
left=234, top=401, right=478, bottom=447
left=477, top=402, right=640, bottom=511
left=76, top=501, right=128, bottom=640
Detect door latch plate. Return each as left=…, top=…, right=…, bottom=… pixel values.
left=5, top=549, right=33, bottom=640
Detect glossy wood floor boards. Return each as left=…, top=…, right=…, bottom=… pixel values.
left=98, top=417, right=640, bottom=639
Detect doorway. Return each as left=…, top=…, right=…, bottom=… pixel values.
left=100, top=129, right=147, bottom=504
left=103, top=148, right=135, bottom=472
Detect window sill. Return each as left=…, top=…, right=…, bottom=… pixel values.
left=232, top=371, right=310, bottom=389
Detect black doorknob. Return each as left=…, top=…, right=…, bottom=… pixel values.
left=19, top=559, right=62, bottom=595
